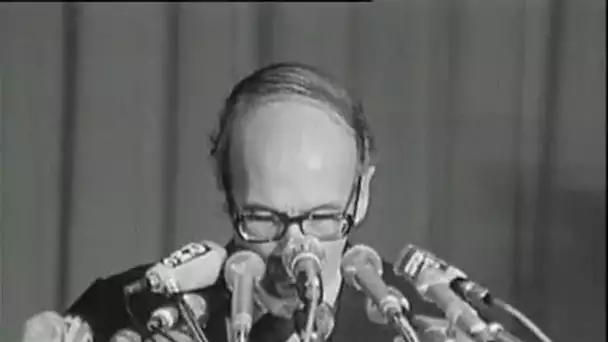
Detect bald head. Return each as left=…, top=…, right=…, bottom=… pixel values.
left=209, top=63, right=375, bottom=208
left=230, top=96, right=359, bottom=214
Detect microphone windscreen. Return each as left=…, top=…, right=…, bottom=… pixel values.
left=340, top=244, right=383, bottom=290
left=282, top=236, right=326, bottom=278
left=183, top=293, right=208, bottom=320
left=223, top=250, right=266, bottom=291
left=63, top=315, right=93, bottom=342
left=109, top=329, right=142, bottom=342
left=21, top=311, right=65, bottom=342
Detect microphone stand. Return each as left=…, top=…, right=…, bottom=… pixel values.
left=389, top=312, right=422, bottom=342
left=165, top=279, right=210, bottom=342
left=295, top=273, right=323, bottom=342
left=385, top=301, right=421, bottom=342
left=176, top=296, right=209, bottom=342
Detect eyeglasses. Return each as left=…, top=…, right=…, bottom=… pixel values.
left=232, top=177, right=362, bottom=243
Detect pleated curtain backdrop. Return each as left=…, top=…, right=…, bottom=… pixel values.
left=1, top=2, right=605, bottom=341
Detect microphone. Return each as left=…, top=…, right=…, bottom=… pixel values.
left=125, top=240, right=227, bottom=295
left=282, top=236, right=326, bottom=342
left=393, top=244, right=493, bottom=305
left=411, top=315, right=457, bottom=342
left=311, top=302, right=335, bottom=341
left=111, top=328, right=195, bottom=342
left=148, top=330, right=196, bottom=342
left=63, top=315, right=93, bottom=342
left=22, top=311, right=65, bottom=342
left=365, top=286, right=411, bottom=326
left=393, top=244, right=493, bottom=342
left=21, top=312, right=93, bottom=342
left=224, top=250, right=267, bottom=342
left=282, top=236, right=326, bottom=304
left=340, top=245, right=420, bottom=342
left=109, top=329, right=142, bottom=342
left=147, top=293, right=208, bottom=332
left=296, top=302, right=335, bottom=342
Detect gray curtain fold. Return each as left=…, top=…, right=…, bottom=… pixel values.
left=1, top=2, right=605, bottom=342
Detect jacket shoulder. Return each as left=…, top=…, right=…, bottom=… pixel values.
left=65, top=263, right=230, bottom=342
left=65, top=263, right=160, bottom=341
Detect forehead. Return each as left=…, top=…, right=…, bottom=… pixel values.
left=229, top=96, right=359, bottom=212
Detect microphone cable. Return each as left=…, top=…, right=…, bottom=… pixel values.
left=175, top=295, right=210, bottom=342
left=491, top=298, right=552, bottom=342
left=452, top=280, right=552, bottom=342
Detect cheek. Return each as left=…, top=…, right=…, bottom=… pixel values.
left=237, top=240, right=278, bottom=260
left=320, top=239, right=347, bottom=269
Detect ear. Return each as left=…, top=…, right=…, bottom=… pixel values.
left=354, top=165, right=376, bottom=225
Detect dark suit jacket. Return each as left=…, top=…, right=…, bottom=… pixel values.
left=66, top=240, right=444, bottom=342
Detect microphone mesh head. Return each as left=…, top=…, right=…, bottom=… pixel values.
left=109, top=329, right=142, bottom=342
left=183, top=293, right=208, bottom=318
left=340, top=244, right=383, bottom=290
left=282, top=236, right=326, bottom=278
left=224, top=250, right=267, bottom=291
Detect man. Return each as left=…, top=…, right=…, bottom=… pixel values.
left=27, top=63, right=465, bottom=342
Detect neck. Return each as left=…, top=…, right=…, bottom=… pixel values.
left=321, top=266, right=342, bottom=307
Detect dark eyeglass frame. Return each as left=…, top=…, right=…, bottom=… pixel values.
left=231, top=176, right=363, bottom=243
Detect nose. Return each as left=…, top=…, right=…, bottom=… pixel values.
left=282, top=221, right=305, bottom=242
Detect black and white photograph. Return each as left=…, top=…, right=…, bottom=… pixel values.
left=1, top=2, right=605, bottom=342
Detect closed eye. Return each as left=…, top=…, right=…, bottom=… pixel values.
left=308, top=212, right=343, bottom=220
left=242, top=212, right=277, bottom=221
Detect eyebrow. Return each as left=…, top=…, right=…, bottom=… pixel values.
left=242, top=201, right=344, bottom=214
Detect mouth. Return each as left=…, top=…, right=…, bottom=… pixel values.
left=262, top=253, right=299, bottom=297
